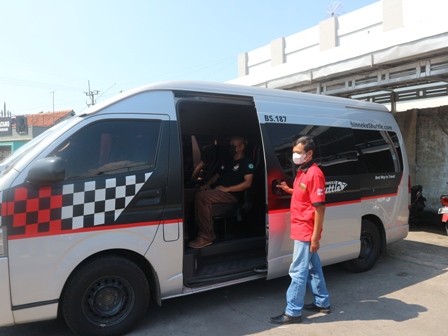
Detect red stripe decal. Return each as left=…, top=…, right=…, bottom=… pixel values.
left=268, top=192, right=400, bottom=212
left=8, top=219, right=180, bottom=240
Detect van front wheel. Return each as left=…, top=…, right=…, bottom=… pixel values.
left=62, top=256, right=150, bottom=336
left=342, top=219, right=381, bottom=273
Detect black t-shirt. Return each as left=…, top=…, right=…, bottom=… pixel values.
left=215, top=156, right=255, bottom=198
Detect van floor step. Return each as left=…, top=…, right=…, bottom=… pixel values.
left=198, top=256, right=266, bottom=277
left=184, top=256, right=267, bottom=286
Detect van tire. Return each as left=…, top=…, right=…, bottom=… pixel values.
left=342, top=219, right=381, bottom=273
left=62, top=256, right=150, bottom=336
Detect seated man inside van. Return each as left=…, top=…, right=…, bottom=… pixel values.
left=188, top=136, right=255, bottom=248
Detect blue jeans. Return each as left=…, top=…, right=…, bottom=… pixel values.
left=285, top=240, right=330, bottom=317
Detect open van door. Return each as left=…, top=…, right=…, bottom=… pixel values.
left=255, top=98, right=298, bottom=280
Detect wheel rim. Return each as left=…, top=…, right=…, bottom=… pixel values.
left=359, top=231, right=375, bottom=261
left=83, top=276, right=135, bottom=326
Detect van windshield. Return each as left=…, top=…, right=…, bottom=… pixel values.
left=0, top=118, right=74, bottom=177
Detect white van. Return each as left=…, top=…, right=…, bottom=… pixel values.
left=0, top=81, right=409, bottom=335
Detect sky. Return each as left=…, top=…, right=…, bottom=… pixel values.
left=0, top=0, right=379, bottom=116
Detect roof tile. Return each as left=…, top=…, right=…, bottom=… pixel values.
left=25, top=110, right=75, bottom=127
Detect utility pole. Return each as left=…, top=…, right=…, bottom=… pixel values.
left=85, top=80, right=99, bottom=107
left=50, top=90, right=56, bottom=112
left=1, top=102, right=11, bottom=117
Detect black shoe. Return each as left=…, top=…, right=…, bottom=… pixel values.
left=303, top=303, right=331, bottom=314
left=269, top=312, right=302, bottom=324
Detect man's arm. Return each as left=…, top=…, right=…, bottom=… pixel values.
left=310, top=205, right=325, bottom=252
left=200, top=173, right=219, bottom=191
left=215, top=174, right=253, bottom=193
left=190, top=161, right=204, bottom=181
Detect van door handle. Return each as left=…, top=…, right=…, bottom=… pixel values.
left=272, top=179, right=283, bottom=195
left=139, top=189, right=162, bottom=198
left=135, top=189, right=162, bottom=206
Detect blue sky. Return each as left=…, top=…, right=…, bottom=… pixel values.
left=0, top=0, right=378, bottom=115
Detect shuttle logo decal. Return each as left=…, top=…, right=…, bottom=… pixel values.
left=325, top=180, right=347, bottom=194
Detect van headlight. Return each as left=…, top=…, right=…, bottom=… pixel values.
left=0, top=226, right=7, bottom=257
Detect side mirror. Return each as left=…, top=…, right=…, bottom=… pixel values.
left=26, top=157, right=65, bottom=186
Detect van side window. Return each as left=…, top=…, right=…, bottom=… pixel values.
left=353, top=129, right=399, bottom=174
left=49, top=119, right=161, bottom=180
left=263, top=123, right=308, bottom=178
left=264, top=124, right=359, bottom=178
left=309, top=126, right=358, bottom=177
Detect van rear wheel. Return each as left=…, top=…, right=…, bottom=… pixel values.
left=62, top=256, right=150, bottom=336
left=342, top=219, right=381, bottom=273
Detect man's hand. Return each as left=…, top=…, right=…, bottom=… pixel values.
left=200, top=184, right=211, bottom=191
left=310, top=239, right=320, bottom=252
left=214, top=185, right=229, bottom=192
left=277, top=181, right=293, bottom=194
left=310, top=205, right=325, bottom=252
left=200, top=174, right=219, bottom=191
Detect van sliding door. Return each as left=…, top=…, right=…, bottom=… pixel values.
left=255, top=96, right=362, bottom=279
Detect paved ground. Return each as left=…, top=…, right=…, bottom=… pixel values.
left=1, top=226, right=447, bottom=336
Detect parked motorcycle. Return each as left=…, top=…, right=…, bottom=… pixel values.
left=409, top=185, right=426, bottom=228
left=438, top=195, right=448, bottom=235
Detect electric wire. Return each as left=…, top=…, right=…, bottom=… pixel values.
left=3, top=55, right=237, bottom=114
left=0, top=76, right=83, bottom=92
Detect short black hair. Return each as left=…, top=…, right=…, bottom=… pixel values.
left=230, top=136, right=247, bottom=147
left=293, top=136, right=315, bottom=152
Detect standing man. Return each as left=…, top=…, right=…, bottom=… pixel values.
left=270, top=136, right=330, bottom=325
left=188, top=136, right=254, bottom=249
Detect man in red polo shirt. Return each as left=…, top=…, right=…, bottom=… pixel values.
left=270, top=136, right=330, bottom=325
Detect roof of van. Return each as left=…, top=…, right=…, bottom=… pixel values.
left=83, top=80, right=390, bottom=115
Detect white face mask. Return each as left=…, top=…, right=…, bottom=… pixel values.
left=292, top=152, right=307, bottom=165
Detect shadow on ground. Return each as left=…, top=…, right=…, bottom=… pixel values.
left=1, top=230, right=446, bottom=336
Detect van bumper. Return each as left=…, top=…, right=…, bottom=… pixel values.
left=0, top=257, right=14, bottom=326
left=386, top=223, right=409, bottom=244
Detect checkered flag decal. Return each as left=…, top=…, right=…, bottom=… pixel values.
left=1, top=172, right=151, bottom=238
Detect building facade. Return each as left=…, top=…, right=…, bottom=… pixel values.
left=230, top=0, right=448, bottom=112
left=0, top=110, right=75, bottom=159
left=230, top=0, right=448, bottom=214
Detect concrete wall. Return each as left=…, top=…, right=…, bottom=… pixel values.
left=395, top=106, right=448, bottom=211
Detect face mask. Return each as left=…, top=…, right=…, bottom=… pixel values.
left=229, top=145, right=237, bottom=157
left=292, top=152, right=307, bottom=165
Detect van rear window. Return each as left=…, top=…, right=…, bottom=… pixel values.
left=354, top=130, right=403, bottom=174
